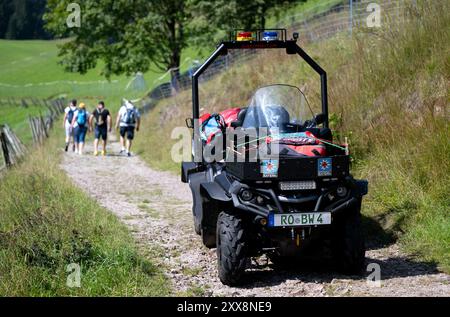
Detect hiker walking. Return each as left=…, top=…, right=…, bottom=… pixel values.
left=89, top=101, right=111, bottom=156
left=63, top=99, right=77, bottom=152
left=115, top=100, right=140, bottom=157
left=71, top=102, right=90, bottom=155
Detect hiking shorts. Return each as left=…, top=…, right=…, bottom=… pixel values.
left=120, top=126, right=135, bottom=140
left=95, top=125, right=108, bottom=141
left=74, top=125, right=88, bottom=144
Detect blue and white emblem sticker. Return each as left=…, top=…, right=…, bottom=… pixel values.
left=261, top=159, right=279, bottom=178
left=317, top=158, right=332, bottom=176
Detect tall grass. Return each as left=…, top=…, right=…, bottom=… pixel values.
left=135, top=1, right=449, bottom=271
left=0, top=129, right=170, bottom=296
left=338, top=0, right=450, bottom=271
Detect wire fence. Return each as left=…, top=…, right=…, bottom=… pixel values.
left=138, top=0, right=416, bottom=112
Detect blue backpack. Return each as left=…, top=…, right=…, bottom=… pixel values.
left=77, top=110, right=87, bottom=126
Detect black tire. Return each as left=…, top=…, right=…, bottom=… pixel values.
left=331, top=200, right=365, bottom=274
left=201, top=226, right=216, bottom=248
left=216, top=212, right=248, bottom=286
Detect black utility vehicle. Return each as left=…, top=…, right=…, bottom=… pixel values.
left=182, top=30, right=368, bottom=285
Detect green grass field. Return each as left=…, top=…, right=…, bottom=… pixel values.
left=0, top=38, right=207, bottom=147
left=0, top=38, right=205, bottom=117
left=0, top=39, right=202, bottom=98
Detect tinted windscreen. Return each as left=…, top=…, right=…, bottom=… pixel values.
left=242, top=85, right=314, bottom=131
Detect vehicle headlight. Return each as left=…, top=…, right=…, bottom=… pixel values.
left=279, top=181, right=316, bottom=191
left=240, top=189, right=253, bottom=201
left=336, top=186, right=348, bottom=197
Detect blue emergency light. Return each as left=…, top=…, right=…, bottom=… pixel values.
left=262, top=31, right=279, bottom=41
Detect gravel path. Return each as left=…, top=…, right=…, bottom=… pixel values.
left=61, top=134, right=450, bottom=297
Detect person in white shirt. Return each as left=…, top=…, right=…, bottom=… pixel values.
left=115, top=100, right=141, bottom=157
left=62, top=99, right=77, bottom=152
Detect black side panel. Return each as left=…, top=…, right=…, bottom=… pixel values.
left=215, top=172, right=233, bottom=193
left=200, top=182, right=231, bottom=202
left=188, top=171, right=207, bottom=222
left=181, top=161, right=200, bottom=183
left=199, top=184, right=221, bottom=236
left=354, top=179, right=369, bottom=197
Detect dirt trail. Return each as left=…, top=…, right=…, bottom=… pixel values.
left=61, top=134, right=450, bottom=297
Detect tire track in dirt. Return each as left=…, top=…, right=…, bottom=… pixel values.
left=61, top=134, right=450, bottom=296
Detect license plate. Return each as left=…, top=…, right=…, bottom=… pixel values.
left=268, top=212, right=331, bottom=227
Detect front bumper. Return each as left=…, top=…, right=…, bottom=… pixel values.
left=229, top=177, right=368, bottom=219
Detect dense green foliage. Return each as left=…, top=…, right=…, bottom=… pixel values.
left=43, top=0, right=302, bottom=81
left=190, top=0, right=303, bottom=46
left=0, top=0, right=50, bottom=39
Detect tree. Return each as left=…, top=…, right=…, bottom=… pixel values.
left=0, top=0, right=49, bottom=39
left=44, top=0, right=193, bottom=83
left=189, top=0, right=303, bottom=46
left=43, top=0, right=303, bottom=82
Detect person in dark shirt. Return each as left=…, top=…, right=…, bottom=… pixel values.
left=89, top=101, right=111, bottom=156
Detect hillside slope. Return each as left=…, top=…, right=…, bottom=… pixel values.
left=135, top=1, right=449, bottom=271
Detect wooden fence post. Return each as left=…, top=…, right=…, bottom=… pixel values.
left=21, top=99, right=28, bottom=108
left=0, top=125, right=26, bottom=167
left=29, top=117, right=36, bottom=144
left=40, top=115, right=49, bottom=138
left=0, top=125, right=12, bottom=167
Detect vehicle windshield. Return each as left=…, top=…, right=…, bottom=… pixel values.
left=242, top=84, right=314, bottom=132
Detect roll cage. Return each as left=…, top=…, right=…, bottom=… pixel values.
left=191, top=29, right=329, bottom=133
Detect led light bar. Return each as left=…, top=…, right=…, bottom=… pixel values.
left=279, top=181, right=316, bottom=191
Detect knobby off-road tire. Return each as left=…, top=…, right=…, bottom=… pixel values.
left=216, top=212, right=248, bottom=286
left=331, top=200, right=365, bottom=274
